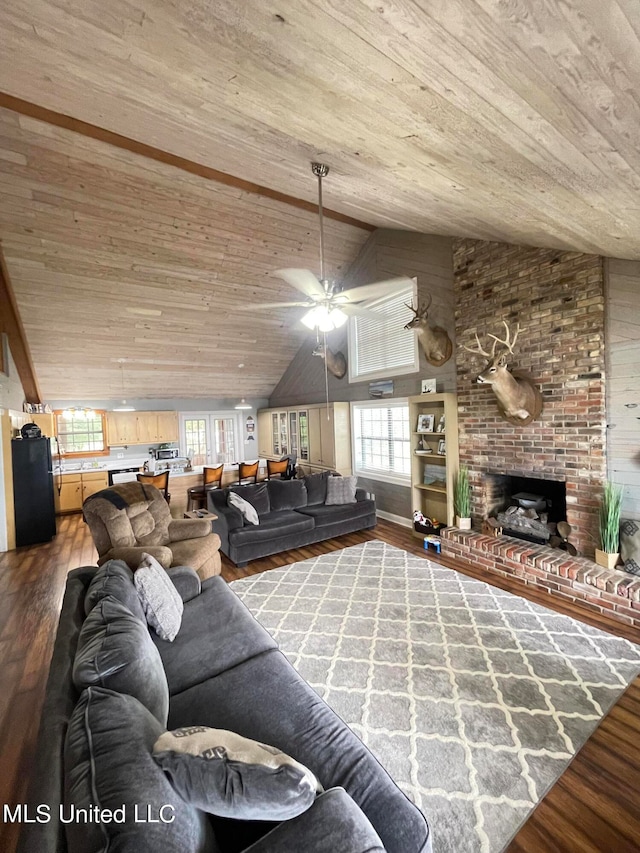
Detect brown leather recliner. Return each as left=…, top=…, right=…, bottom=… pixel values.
left=82, top=482, right=221, bottom=580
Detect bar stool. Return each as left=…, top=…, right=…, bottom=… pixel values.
left=137, top=470, right=171, bottom=504
left=238, top=460, right=259, bottom=485
left=186, top=465, right=224, bottom=512
left=266, top=458, right=289, bottom=479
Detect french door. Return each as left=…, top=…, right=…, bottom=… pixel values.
left=181, top=412, right=240, bottom=466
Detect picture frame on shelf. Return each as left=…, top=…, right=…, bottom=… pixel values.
left=437, top=438, right=446, bottom=455
left=421, top=378, right=437, bottom=394
left=417, top=413, right=435, bottom=433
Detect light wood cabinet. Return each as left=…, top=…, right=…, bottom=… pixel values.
left=56, top=471, right=109, bottom=513
left=106, top=411, right=178, bottom=446
left=258, top=402, right=351, bottom=474
left=81, top=471, right=109, bottom=502
left=408, top=393, right=459, bottom=531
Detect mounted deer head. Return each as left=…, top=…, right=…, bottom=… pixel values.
left=463, top=320, right=543, bottom=425
left=312, top=342, right=347, bottom=379
left=404, top=295, right=453, bottom=366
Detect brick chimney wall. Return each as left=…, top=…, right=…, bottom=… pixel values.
left=453, top=239, right=606, bottom=557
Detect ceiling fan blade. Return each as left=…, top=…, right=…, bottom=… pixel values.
left=339, top=276, right=414, bottom=304
left=274, top=268, right=326, bottom=299
left=236, top=300, right=311, bottom=310
left=340, top=303, right=381, bottom=319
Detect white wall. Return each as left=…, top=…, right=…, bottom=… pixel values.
left=605, top=259, right=640, bottom=519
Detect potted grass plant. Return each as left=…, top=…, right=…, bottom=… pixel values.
left=454, top=465, right=472, bottom=530
left=595, top=481, right=623, bottom=569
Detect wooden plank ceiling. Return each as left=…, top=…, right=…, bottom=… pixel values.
left=0, top=0, right=640, bottom=400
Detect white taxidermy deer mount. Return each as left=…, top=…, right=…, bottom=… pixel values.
left=463, top=320, right=543, bottom=425
left=312, top=341, right=347, bottom=379
left=404, top=295, right=453, bottom=366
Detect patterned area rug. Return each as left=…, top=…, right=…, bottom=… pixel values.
left=232, top=541, right=640, bottom=853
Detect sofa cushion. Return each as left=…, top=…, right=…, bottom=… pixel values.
left=153, top=576, right=278, bottom=696
left=228, top=492, right=259, bottom=525
left=297, top=500, right=376, bottom=529
left=167, top=649, right=431, bottom=853
left=326, top=475, right=358, bottom=505
left=84, top=559, right=145, bottom=620
left=153, top=726, right=319, bottom=821
left=135, top=552, right=184, bottom=642
left=267, top=479, right=308, bottom=512
left=229, top=482, right=271, bottom=516
left=229, top=511, right=314, bottom=546
left=64, top=687, right=216, bottom=853
left=303, top=471, right=329, bottom=505
left=73, top=596, right=169, bottom=726
left=621, top=519, right=640, bottom=575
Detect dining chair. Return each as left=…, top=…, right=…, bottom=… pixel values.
left=266, top=458, right=289, bottom=480
left=186, top=464, right=224, bottom=512
left=238, top=460, right=259, bottom=485
left=136, top=470, right=171, bottom=504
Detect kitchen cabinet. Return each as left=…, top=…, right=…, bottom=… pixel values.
left=106, top=411, right=178, bottom=446
left=258, top=402, right=351, bottom=474
left=56, top=471, right=109, bottom=513
left=408, top=393, right=459, bottom=531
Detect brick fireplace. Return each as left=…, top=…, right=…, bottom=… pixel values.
left=452, top=239, right=606, bottom=557
left=439, top=240, right=640, bottom=626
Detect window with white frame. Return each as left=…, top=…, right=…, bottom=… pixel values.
left=351, top=400, right=410, bottom=484
left=348, top=280, right=418, bottom=382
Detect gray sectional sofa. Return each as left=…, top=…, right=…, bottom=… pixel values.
left=208, top=473, right=377, bottom=566
left=18, top=560, right=432, bottom=853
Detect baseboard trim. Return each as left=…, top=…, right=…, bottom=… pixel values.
left=376, top=510, right=412, bottom=528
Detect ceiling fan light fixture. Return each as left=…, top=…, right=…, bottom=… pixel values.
left=301, top=306, right=322, bottom=329
left=329, top=307, right=348, bottom=328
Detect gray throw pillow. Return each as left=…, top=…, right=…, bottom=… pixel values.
left=303, top=471, right=329, bottom=505
left=73, top=596, right=169, bottom=726
left=621, top=519, right=640, bottom=575
left=153, top=726, right=321, bottom=821
left=229, top=482, right=271, bottom=515
left=325, top=475, right=358, bottom=505
left=135, top=552, right=184, bottom=641
left=228, top=492, right=259, bottom=525
left=64, top=688, right=214, bottom=853
left=267, top=478, right=308, bottom=511
left=84, top=559, right=145, bottom=620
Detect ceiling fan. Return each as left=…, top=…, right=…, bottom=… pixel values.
left=245, top=163, right=412, bottom=332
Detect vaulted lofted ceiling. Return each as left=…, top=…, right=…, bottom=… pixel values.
left=0, top=0, right=639, bottom=401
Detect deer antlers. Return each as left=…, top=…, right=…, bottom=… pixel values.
left=463, top=320, right=520, bottom=359
left=404, top=294, right=432, bottom=318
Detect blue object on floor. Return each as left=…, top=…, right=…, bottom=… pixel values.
left=423, top=536, right=441, bottom=554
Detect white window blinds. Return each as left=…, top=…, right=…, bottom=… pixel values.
left=348, top=282, right=418, bottom=381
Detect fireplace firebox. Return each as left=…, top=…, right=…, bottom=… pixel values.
left=482, top=474, right=567, bottom=546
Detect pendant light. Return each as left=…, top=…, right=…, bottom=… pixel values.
left=234, top=398, right=252, bottom=410
left=113, top=359, right=135, bottom=412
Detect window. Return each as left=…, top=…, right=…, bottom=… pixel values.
left=55, top=409, right=107, bottom=456
left=181, top=413, right=240, bottom=465
left=348, top=281, right=419, bottom=382
left=351, top=400, right=410, bottom=484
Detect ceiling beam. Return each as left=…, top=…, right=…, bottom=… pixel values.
left=0, top=92, right=375, bottom=233
left=0, top=244, right=42, bottom=404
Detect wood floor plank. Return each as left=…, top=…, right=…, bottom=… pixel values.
left=0, top=513, right=638, bottom=853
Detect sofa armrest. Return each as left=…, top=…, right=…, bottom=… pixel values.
left=166, top=566, right=201, bottom=602
left=209, top=502, right=244, bottom=554
left=101, top=545, right=173, bottom=570
left=243, top=788, right=385, bottom=853
left=356, top=488, right=375, bottom=502
left=168, top=518, right=211, bottom=541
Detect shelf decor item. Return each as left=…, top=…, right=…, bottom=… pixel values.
left=595, top=481, right=623, bottom=569
left=454, top=465, right=472, bottom=530
left=437, top=439, right=446, bottom=455
left=416, top=413, right=435, bottom=433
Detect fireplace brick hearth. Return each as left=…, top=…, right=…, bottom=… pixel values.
left=442, top=528, right=640, bottom=630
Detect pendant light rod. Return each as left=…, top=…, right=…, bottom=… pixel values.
left=311, top=162, right=329, bottom=287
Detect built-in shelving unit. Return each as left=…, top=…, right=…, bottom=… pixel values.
left=408, top=393, right=459, bottom=535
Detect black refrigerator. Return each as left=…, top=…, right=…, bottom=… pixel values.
left=12, top=437, right=57, bottom=547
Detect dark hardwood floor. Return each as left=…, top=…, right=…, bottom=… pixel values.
left=1, top=514, right=639, bottom=853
